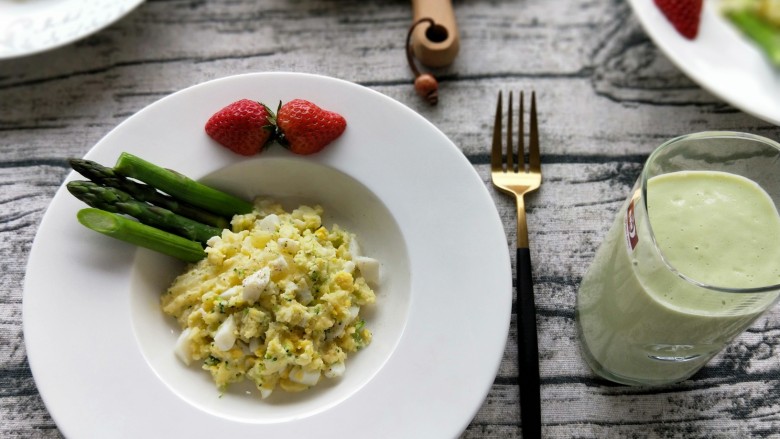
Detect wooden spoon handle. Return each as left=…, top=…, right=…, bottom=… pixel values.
left=410, top=0, right=459, bottom=68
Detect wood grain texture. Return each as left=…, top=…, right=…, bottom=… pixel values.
left=2, top=0, right=780, bottom=437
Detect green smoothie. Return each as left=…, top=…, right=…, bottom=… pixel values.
left=577, top=170, right=780, bottom=385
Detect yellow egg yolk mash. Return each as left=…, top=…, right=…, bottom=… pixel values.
left=161, top=200, right=377, bottom=398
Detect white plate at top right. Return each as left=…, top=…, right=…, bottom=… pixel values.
left=629, top=0, right=780, bottom=125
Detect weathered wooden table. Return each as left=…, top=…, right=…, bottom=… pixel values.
left=3, top=1, right=779, bottom=437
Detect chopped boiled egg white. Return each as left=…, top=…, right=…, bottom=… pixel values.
left=213, top=314, right=237, bottom=351
left=174, top=327, right=194, bottom=365
left=355, top=256, right=380, bottom=286
left=349, top=233, right=381, bottom=286
left=242, top=266, right=270, bottom=303
left=324, top=361, right=346, bottom=378
left=288, top=366, right=321, bottom=386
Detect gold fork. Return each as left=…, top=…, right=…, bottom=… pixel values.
left=490, top=91, right=542, bottom=437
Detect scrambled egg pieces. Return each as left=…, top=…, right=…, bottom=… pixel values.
left=162, top=200, right=378, bottom=398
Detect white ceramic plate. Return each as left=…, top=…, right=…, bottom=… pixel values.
left=629, top=0, right=780, bottom=125
left=0, top=0, right=144, bottom=60
left=23, top=72, right=512, bottom=438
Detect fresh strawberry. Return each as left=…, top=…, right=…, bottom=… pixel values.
left=654, top=0, right=703, bottom=40
left=205, top=99, right=275, bottom=156
left=276, top=99, right=346, bottom=155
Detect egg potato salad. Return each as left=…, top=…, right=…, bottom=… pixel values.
left=162, top=200, right=378, bottom=398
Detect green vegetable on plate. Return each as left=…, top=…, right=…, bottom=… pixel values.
left=723, top=0, right=780, bottom=66
left=114, top=152, right=253, bottom=217
left=727, top=9, right=780, bottom=65
left=67, top=152, right=255, bottom=262
left=67, top=180, right=222, bottom=243
left=77, top=208, right=206, bottom=263
left=69, top=158, right=230, bottom=229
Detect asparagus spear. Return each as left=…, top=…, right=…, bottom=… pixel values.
left=726, top=9, right=780, bottom=67
left=77, top=208, right=206, bottom=263
left=67, top=180, right=222, bottom=243
left=114, top=152, right=254, bottom=217
left=68, top=158, right=230, bottom=229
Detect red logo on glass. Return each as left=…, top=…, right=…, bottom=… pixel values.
left=625, top=199, right=639, bottom=251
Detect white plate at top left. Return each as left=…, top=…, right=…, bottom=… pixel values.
left=0, top=0, right=144, bottom=60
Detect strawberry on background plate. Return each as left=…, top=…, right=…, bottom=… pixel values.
left=205, top=99, right=275, bottom=156
left=654, top=0, right=704, bottom=39
left=276, top=99, right=347, bottom=155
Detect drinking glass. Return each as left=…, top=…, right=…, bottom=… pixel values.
left=576, top=131, right=780, bottom=386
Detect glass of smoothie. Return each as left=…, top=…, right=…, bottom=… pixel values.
left=576, top=131, right=780, bottom=386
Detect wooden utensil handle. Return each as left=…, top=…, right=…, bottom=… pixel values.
left=410, top=0, right=459, bottom=68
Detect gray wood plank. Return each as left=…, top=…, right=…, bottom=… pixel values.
left=2, top=0, right=780, bottom=437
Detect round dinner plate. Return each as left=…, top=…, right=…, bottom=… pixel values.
left=23, top=72, right=512, bottom=438
left=0, top=0, right=144, bottom=60
left=629, top=0, right=780, bottom=126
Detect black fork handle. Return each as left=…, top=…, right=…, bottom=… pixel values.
left=517, top=247, right=541, bottom=438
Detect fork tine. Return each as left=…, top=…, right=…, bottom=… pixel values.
left=491, top=92, right=503, bottom=172
left=506, top=91, right=514, bottom=172
left=528, top=91, right=541, bottom=173
left=518, top=91, right=525, bottom=173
